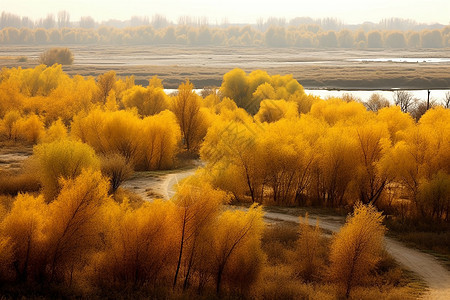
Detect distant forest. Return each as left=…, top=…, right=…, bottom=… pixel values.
left=0, top=11, right=449, bottom=48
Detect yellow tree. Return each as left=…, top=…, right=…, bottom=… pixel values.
left=171, top=80, right=208, bottom=151
left=313, top=127, right=358, bottom=207
left=0, top=194, right=47, bottom=282
left=220, top=68, right=249, bottom=111
left=72, top=109, right=141, bottom=163
left=329, top=203, right=386, bottom=298
left=41, top=118, right=67, bottom=143
left=200, top=117, right=264, bottom=203
left=32, top=139, right=100, bottom=200
left=211, top=204, right=264, bottom=295
left=258, top=119, right=314, bottom=205
left=417, top=171, right=450, bottom=221
left=254, top=99, right=299, bottom=123
left=382, top=107, right=450, bottom=219
left=122, top=84, right=169, bottom=116
left=295, top=214, right=326, bottom=282
left=101, top=110, right=141, bottom=163
left=353, top=120, right=392, bottom=205
left=138, top=110, right=181, bottom=170
left=376, top=106, right=414, bottom=143
left=309, top=98, right=370, bottom=127
left=0, top=77, right=24, bottom=117
left=44, top=169, right=110, bottom=282
left=96, top=71, right=116, bottom=104
left=91, top=199, right=177, bottom=288
left=100, top=153, right=133, bottom=194
left=172, top=178, right=227, bottom=290
left=0, top=110, right=20, bottom=140
left=14, top=113, right=45, bottom=144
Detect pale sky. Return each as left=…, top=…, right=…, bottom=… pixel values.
left=1, top=0, right=449, bottom=25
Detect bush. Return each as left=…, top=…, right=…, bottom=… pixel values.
left=32, top=139, right=100, bottom=200
left=39, top=48, right=74, bottom=66
left=100, top=153, right=133, bottom=194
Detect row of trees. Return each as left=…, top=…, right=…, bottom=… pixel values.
left=0, top=66, right=448, bottom=223
left=0, top=162, right=265, bottom=295
left=0, top=136, right=389, bottom=297
left=200, top=93, right=449, bottom=222
left=0, top=66, right=212, bottom=155
left=1, top=11, right=443, bottom=31
left=1, top=25, right=449, bottom=48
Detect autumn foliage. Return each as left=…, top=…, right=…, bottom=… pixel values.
left=0, top=65, right=448, bottom=298
left=329, top=203, right=386, bottom=298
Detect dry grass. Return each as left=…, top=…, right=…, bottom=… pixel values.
left=0, top=171, right=40, bottom=196
left=113, top=187, right=145, bottom=209
left=262, top=223, right=298, bottom=265
left=386, top=218, right=450, bottom=269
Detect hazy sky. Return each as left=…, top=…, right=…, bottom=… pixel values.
left=1, top=0, right=449, bottom=24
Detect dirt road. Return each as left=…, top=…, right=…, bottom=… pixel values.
left=122, top=168, right=196, bottom=201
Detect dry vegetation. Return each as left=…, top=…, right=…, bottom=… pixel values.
left=0, top=65, right=448, bottom=298
left=39, top=47, right=73, bottom=66
left=257, top=214, right=420, bottom=300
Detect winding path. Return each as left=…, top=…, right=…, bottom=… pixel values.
left=125, top=167, right=450, bottom=299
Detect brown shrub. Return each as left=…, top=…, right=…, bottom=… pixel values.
left=100, top=153, right=133, bottom=194
left=294, top=215, right=328, bottom=282
left=39, top=47, right=74, bottom=66
left=262, top=223, right=298, bottom=265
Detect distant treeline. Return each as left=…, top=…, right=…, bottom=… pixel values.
left=1, top=11, right=446, bottom=31
left=1, top=25, right=449, bottom=48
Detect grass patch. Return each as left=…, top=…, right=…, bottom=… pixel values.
left=385, top=218, right=450, bottom=270
left=0, top=171, right=40, bottom=196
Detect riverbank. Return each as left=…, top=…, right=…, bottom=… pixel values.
left=1, top=46, right=449, bottom=90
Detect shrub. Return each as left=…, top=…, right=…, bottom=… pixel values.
left=294, top=214, right=327, bottom=282
left=329, top=203, right=386, bottom=298
left=32, top=139, right=100, bottom=200
left=17, top=56, right=27, bottom=63
left=100, top=153, right=133, bottom=194
left=39, top=47, right=74, bottom=66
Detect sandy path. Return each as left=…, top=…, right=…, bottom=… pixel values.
left=122, top=168, right=197, bottom=201
left=162, top=169, right=197, bottom=199
left=155, top=170, right=450, bottom=300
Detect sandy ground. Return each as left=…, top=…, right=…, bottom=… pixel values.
left=149, top=167, right=450, bottom=300
left=122, top=168, right=196, bottom=201
left=0, top=146, right=33, bottom=173
left=1, top=46, right=449, bottom=89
